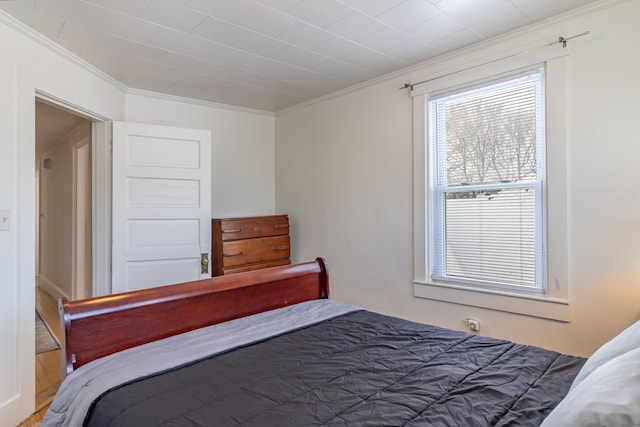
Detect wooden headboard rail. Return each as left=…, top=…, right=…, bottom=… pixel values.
left=59, top=258, right=329, bottom=377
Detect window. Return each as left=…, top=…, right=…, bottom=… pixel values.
left=430, top=69, right=545, bottom=294
left=411, top=46, right=570, bottom=321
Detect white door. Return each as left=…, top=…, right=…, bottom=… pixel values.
left=111, top=122, right=211, bottom=293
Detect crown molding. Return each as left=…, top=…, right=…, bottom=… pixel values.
left=0, top=0, right=626, bottom=117
left=275, top=0, right=626, bottom=116
left=0, top=9, right=274, bottom=116
left=0, top=10, right=128, bottom=93
left=126, top=88, right=275, bottom=117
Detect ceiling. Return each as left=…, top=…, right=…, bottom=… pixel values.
left=1, top=0, right=596, bottom=112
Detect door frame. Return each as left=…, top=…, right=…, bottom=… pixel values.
left=91, top=120, right=112, bottom=297
left=72, top=137, right=91, bottom=300
left=35, top=91, right=112, bottom=297
left=12, top=86, right=111, bottom=424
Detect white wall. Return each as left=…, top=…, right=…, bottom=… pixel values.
left=125, top=93, right=276, bottom=218
left=38, top=121, right=91, bottom=300
left=275, top=0, right=640, bottom=358
left=0, top=13, right=277, bottom=422
left=0, top=12, right=126, bottom=426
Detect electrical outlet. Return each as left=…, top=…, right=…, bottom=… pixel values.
left=0, top=210, right=9, bottom=231
left=465, top=318, right=481, bottom=333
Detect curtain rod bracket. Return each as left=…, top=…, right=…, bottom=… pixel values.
left=399, top=83, right=413, bottom=91
left=559, top=36, right=567, bottom=47
left=554, top=30, right=590, bottom=48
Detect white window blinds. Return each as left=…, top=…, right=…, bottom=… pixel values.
left=429, top=68, right=545, bottom=292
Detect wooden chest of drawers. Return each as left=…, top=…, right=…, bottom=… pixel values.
left=211, top=215, right=290, bottom=276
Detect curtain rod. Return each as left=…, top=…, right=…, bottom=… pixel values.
left=399, top=31, right=590, bottom=91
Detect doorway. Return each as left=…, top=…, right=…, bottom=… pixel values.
left=36, top=100, right=92, bottom=301
left=34, top=100, right=91, bottom=410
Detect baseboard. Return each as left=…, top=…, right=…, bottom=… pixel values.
left=37, top=275, right=69, bottom=301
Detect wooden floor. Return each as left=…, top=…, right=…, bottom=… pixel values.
left=18, top=285, right=61, bottom=427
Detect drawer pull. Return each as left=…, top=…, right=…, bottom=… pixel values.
left=274, top=246, right=289, bottom=251
left=222, top=228, right=241, bottom=233
left=273, top=224, right=289, bottom=229
left=224, top=251, right=243, bottom=257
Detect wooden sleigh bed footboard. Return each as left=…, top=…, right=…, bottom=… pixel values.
left=58, top=258, right=329, bottom=377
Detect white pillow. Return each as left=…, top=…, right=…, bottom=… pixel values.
left=541, top=346, right=640, bottom=427
left=571, top=319, right=640, bottom=389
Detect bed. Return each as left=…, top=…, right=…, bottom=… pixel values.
left=42, top=259, right=640, bottom=426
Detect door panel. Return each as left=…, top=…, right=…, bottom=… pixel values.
left=128, top=177, right=200, bottom=207
left=111, top=122, right=211, bottom=293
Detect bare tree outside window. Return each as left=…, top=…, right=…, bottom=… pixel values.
left=444, top=82, right=537, bottom=199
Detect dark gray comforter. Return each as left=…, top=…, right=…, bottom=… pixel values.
left=86, top=311, right=584, bottom=427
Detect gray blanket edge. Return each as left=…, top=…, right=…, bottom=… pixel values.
left=41, top=299, right=360, bottom=427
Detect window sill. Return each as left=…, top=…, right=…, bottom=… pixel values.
left=413, top=281, right=570, bottom=322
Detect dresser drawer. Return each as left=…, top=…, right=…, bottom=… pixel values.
left=223, top=259, right=291, bottom=275
left=221, top=235, right=290, bottom=268
left=218, top=215, right=289, bottom=241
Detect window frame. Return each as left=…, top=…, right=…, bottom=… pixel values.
left=412, top=45, right=570, bottom=321
left=430, top=68, right=546, bottom=294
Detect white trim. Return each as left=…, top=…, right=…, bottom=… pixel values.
left=72, top=137, right=91, bottom=300
left=411, top=44, right=565, bottom=97
left=0, top=12, right=126, bottom=93
left=413, top=282, right=570, bottom=322
left=35, top=167, right=40, bottom=277
left=412, top=95, right=428, bottom=283
left=0, top=1, right=618, bottom=117
left=12, top=85, right=110, bottom=424
left=412, top=47, right=570, bottom=322
left=16, top=80, right=36, bottom=424
left=92, top=121, right=112, bottom=297
left=544, top=55, right=570, bottom=304
left=0, top=1, right=620, bottom=118
left=36, top=90, right=111, bottom=122
left=72, top=140, right=79, bottom=300
left=126, top=88, right=275, bottom=117
left=37, top=274, right=69, bottom=301
left=33, top=92, right=112, bottom=297
left=429, top=69, right=546, bottom=293
left=276, top=0, right=621, bottom=116
left=0, top=11, right=127, bottom=94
